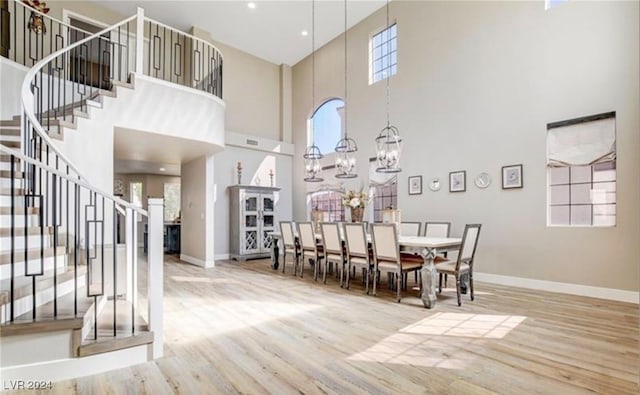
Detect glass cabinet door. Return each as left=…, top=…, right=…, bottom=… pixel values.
left=245, top=195, right=258, bottom=212
left=260, top=194, right=276, bottom=252
left=262, top=196, right=274, bottom=213
left=242, top=192, right=260, bottom=254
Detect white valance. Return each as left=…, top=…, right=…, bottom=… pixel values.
left=547, top=117, right=616, bottom=167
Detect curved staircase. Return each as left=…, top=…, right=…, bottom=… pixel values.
left=0, top=1, right=226, bottom=382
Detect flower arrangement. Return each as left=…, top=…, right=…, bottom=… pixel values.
left=25, top=0, right=50, bottom=34
left=342, top=190, right=368, bottom=209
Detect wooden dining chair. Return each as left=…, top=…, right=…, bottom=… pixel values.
left=370, top=224, right=424, bottom=302
left=297, top=222, right=324, bottom=281
left=400, top=222, right=422, bottom=236
left=435, top=224, right=482, bottom=306
left=343, top=223, right=372, bottom=293
left=279, top=221, right=300, bottom=275
left=424, top=221, right=451, bottom=238
left=320, top=222, right=347, bottom=286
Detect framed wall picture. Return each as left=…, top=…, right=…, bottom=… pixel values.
left=408, top=175, right=422, bottom=195
left=502, top=164, right=523, bottom=189
left=449, top=170, right=466, bottom=192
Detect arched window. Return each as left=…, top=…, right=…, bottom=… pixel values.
left=310, top=99, right=344, bottom=155
left=309, top=190, right=345, bottom=222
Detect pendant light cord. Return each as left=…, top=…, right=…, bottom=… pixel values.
left=385, top=0, right=390, bottom=128
left=344, top=0, right=348, bottom=139
left=311, top=0, right=316, bottom=147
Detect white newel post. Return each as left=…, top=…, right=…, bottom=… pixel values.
left=135, top=7, right=145, bottom=75
left=147, top=198, right=164, bottom=359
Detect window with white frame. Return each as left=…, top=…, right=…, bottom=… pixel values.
left=370, top=23, right=397, bottom=85
left=547, top=112, right=616, bottom=227
left=130, top=182, right=143, bottom=207
left=163, top=183, right=181, bottom=222
left=371, top=178, right=398, bottom=223
left=310, top=99, right=345, bottom=155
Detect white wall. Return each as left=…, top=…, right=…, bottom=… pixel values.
left=0, top=58, right=28, bottom=119
left=50, top=74, right=224, bottom=195
left=291, top=1, right=639, bottom=293
left=213, top=134, right=294, bottom=260
left=189, top=27, right=287, bottom=142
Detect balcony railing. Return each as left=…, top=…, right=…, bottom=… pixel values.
left=143, top=16, right=223, bottom=98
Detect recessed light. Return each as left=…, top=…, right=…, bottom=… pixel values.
left=301, top=30, right=308, bottom=36
left=159, top=167, right=166, bottom=172
left=247, top=2, right=256, bottom=9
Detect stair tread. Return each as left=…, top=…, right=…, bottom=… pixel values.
left=0, top=226, right=54, bottom=236
left=0, top=129, right=20, bottom=136
left=0, top=169, right=25, bottom=178
left=0, top=265, right=85, bottom=302
left=78, top=330, right=153, bottom=357
left=0, top=188, right=26, bottom=195
left=0, top=287, right=94, bottom=326
left=0, top=206, right=39, bottom=214
left=0, top=246, right=66, bottom=265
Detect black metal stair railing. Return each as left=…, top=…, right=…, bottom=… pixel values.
left=2, top=144, right=146, bottom=341
left=0, top=5, right=151, bottom=344
left=144, top=16, right=223, bottom=99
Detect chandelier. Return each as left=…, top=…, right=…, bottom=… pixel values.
left=304, top=0, right=324, bottom=182
left=335, top=0, right=357, bottom=179
left=375, top=0, right=402, bottom=173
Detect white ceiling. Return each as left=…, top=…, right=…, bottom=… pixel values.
left=114, top=127, right=223, bottom=176
left=92, top=0, right=386, bottom=66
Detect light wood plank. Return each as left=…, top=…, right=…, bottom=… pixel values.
left=2, top=255, right=637, bottom=395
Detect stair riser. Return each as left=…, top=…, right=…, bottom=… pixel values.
left=0, top=195, right=45, bottom=206
left=1, top=274, right=83, bottom=325
left=0, top=215, right=41, bottom=227
left=0, top=162, right=21, bottom=172
left=0, top=179, right=25, bottom=188
left=0, top=235, right=53, bottom=250
left=0, top=194, right=44, bottom=205
left=0, top=254, right=67, bottom=281
left=0, top=135, right=20, bottom=143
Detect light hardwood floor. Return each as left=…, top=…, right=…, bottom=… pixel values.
left=4, top=255, right=639, bottom=394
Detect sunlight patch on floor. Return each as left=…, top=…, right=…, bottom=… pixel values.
left=165, top=301, right=322, bottom=343
left=347, top=313, right=526, bottom=369
left=170, top=276, right=243, bottom=284
left=401, top=313, right=526, bottom=339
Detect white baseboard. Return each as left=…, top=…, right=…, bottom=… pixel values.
left=0, top=344, right=148, bottom=383
left=215, top=254, right=230, bottom=261
left=475, top=272, right=639, bottom=304
left=180, top=254, right=214, bottom=268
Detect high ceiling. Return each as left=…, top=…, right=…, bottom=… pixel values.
left=93, top=0, right=386, bottom=66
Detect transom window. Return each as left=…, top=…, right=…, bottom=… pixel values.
left=546, top=112, right=616, bottom=227
left=545, top=0, right=568, bottom=10
left=310, top=99, right=344, bottom=155
left=370, top=23, right=397, bottom=85
left=309, top=190, right=345, bottom=222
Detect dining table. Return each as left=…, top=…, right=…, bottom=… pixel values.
left=267, top=230, right=461, bottom=309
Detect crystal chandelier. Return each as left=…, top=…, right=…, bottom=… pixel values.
left=375, top=0, right=402, bottom=174
left=335, top=0, right=357, bottom=179
left=304, top=0, right=324, bottom=183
